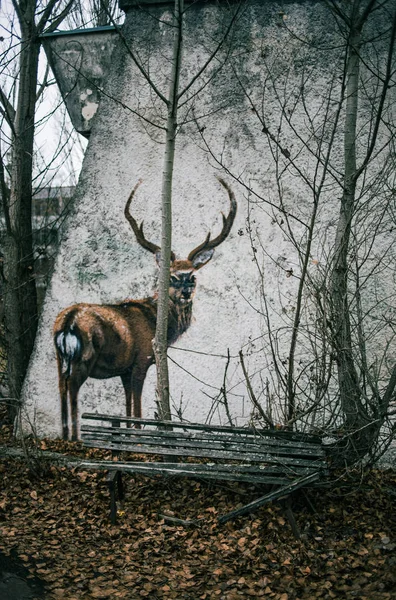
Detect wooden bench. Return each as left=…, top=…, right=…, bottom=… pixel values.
left=79, top=413, right=329, bottom=532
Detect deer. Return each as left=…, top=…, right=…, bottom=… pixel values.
left=53, top=177, right=237, bottom=440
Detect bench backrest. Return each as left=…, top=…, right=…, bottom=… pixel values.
left=81, top=413, right=328, bottom=477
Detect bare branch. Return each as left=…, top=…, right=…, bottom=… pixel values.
left=358, top=0, right=383, bottom=28
left=324, top=0, right=351, bottom=26
left=36, top=62, right=50, bottom=103
left=239, top=350, right=274, bottom=428
left=177, top=4, right=242, bottom=102
left=0, top=86, right=16, bottom=128
left=380, top=364, right=396, bottom=415
left=0, top=142, right=12, bottom=233
left=99, top=3, right=169, bottom=106
left=36, top=0, right=61, bottom=33
left=10, top=0, right=24, bottom=26
left=44, top=0, right=75, bottom=34
left=355, top=7, right=396, bottom=179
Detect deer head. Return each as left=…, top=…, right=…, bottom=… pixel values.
left=124, top=177, right=237, bottom=305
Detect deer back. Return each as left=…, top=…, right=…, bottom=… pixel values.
left=54, top=300, right=158, bottom=378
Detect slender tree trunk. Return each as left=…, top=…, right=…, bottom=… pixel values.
left=331, top=24, right=362, bottom=421
left=330, top=7, right=375, bottom=461
left=3, top=20, right=40, bottom=420
left=154, top=0, right=183, bottom=420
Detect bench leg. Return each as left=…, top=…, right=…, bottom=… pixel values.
left=117, top=471, right=125, bottom=506
left=107, top=471, right=119, bottom=525
left=282, top=496, right=300, bottom=539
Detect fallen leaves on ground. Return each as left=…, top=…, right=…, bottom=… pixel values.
left=0, top=426, right=395, bottom=599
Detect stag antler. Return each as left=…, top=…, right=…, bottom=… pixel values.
left=188, top=176, right=237, bottom=263
left=125, top=180, right=176, bottom=261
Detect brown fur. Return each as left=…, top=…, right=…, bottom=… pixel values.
left=54, top=292, right=193, bottom=441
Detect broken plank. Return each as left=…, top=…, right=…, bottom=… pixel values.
left=218, top=472, right=321, bottom=524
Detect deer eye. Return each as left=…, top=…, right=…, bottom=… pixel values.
left=170, top=277, right=182, bottom=288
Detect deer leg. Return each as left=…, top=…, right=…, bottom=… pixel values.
left=68, top=367, right=89, bottom=441
left=68, top=381, right=80, bottom=442
left=57, top=360, right=69, bottom=440
left=121, top=370, right=133, bottom=428
left=132, top=377, right=144, bottom=419
left=131, top=363, right=150, bottom=428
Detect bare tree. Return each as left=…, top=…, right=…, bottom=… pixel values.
left=328, top=0, right=396, bottom=461
left=0, top=0, right=126, bottom=422
left=153, top=0, right=184, bottom=419
left=0, top=0, right=74, bottom=421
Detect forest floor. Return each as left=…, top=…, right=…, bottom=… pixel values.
left=0, top=422, right=395, bottom=600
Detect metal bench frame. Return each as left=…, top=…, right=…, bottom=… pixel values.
left=80, top=413, right=329, bottom=530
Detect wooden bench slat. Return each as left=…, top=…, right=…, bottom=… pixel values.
left=80, top=459, right=324, bottom=476
left=79, top=460, right=318, bottom=485
left=81, top=413, right=322, bottom=443
left=80, top=424, right=324, bottom=455
left=81, top=438, right=327, bottom=469
left=81, top=433, right=325, bottom=462
left=218, top=472, right=321, bottom=524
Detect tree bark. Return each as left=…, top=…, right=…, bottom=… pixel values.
left=154, top=0, right=183, bottom=420
left=3, top=15, right=40, bottom=420
left=330, top=3, right=379, bottom=462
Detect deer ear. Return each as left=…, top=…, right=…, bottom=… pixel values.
left=191, top=248, right=214, bottom=269
left=156, top=251, right=175, bottom=267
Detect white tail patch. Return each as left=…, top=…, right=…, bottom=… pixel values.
left=55, top=331, right=81, bottom=375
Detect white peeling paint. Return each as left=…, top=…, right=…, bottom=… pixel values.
left=81, top=101, right=99, bottom=121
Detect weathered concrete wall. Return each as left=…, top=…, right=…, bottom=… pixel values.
left=22, top=0, right=395, bottom=437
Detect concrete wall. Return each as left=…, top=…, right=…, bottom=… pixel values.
left=22, top=0, right=396, bottom=437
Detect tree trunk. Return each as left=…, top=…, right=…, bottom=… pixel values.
left=154, top=0, right=183, bottom=421
left=3, top=22, right=40, bottom=420
left=330, top=10, right=375, bottom=462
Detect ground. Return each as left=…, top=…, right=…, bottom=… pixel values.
left=0, top=423, right=395, bottom=600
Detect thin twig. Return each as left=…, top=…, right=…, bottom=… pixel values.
left=239, top=350, right=273, bottom=427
